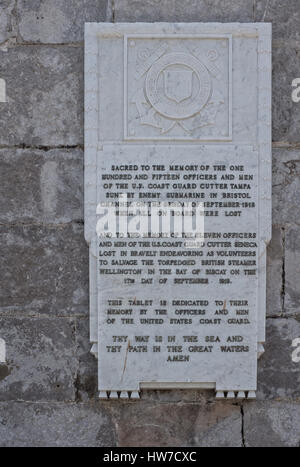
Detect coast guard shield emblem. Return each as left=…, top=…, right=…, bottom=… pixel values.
left=163, top=69, right=193, bottom=104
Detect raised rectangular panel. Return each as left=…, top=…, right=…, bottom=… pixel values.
left=84, top=22, right=272, bottom=399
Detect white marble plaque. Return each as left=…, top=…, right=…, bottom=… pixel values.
left=84, top=23, right=272, bottom=400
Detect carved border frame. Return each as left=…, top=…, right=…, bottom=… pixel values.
left=123, top=33, right=233, bottom=141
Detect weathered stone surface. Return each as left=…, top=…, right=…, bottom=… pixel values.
left=17, top=0, right=109, bottom=43
left=114, top=0, right=254, bottom=22
left=255, top=0, right=300, bottom=41
left=244, top=401, right=300, bottom=447
left=0, top=0, right=17, bottom=43
left=194, top=405, right=242, bottom=447
left=266, top=226, right=283, bottom=316
left=141, top=388, right=216, bottom=403
left=0, top=317, right=77, bottom=402
left=110, top=401, right=242, bottom=447
left=285, top=226, right=300, bottom=313
left=273, top=149, right=300, bottom=225
left=0, top=46, right=83, bottom=146
left=0, top=148, right=83, bottom=224
left=272, top=46, right=300, bottom=143
left=0, top=223, right=88, bottom=315
left=257, top=318, right=300, bottom=400
left=75, top=318, right=98, bottom=401
left=0, top=402, right=116, bottom=446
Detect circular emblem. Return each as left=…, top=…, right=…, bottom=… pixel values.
left=145, top=52, right=211, bottom=120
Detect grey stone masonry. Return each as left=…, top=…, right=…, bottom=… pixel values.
left=255, top=0, right=300, bottom=41
left=0, top=401, right=116, bottom=447
left=256, top=318, right=300, bottom=400
left=285, top=226, right=300, bottom=314
left=0, top=223, right=89, bottom=316
left=272, top=149, right=300, bottom=226
left=0, top=316, right=77, bottom=402
left=272, top=46, right=300, bottom=143
left=0, top=0, right=17, bottom=44
left=0, top=46, right=83, bottom=146
left=0, top=148, right=83, bottom=224
left=244, top=401, right=300, bottom=447
left=16, top=0, right=109, bottom=43
left=0, top=0, right=299, bottom=447
left=114, top=0, right=254, bottom=22
left=108, top=398, right=243, bottom=447
left=266, top=226, right=283, bottom=316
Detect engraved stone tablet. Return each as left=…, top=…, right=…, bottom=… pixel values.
left=84, top=23, right=272, bottom=400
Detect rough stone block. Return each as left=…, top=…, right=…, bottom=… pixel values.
left=0, top=0, right=17, bottom=43
left=244, top=401, right=300, bottom=447
left=0, top=148, right=83, bottom=224
left=110, top=400, right=242, bottom=447
left=17, top=0, right=109, bottom=43
left=74, top=318, right=98, bottom=401
left=0, top=402, right=116, bottom=446
left=140, top=389, right=216, bottom=403
left=114, top=0, right=254, bottom=22
left=0, top=317, right=77, bottom=402
left=255, top=0, right=300, bottom=41
left=272, top=148, right=300, bottom=225
left=272, top=46, right=300, bottom=143
left=0, top=46, right=83, bottom=146
left=0, top=223, right=89, bottom=315
left=285, top=226, right=300, bottom=313
left=257, top=318, right=300, bottom=400
left=194, top=405, right=242, bottom=447
left=266, top=226, right=283, bottom=316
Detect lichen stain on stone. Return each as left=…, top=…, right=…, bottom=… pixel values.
left=0, top=364, right=11, bottom=382
left=40, top=160, right=58, bottom=217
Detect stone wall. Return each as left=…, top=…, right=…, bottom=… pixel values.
left=0, top=0, right=299, bottom=447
